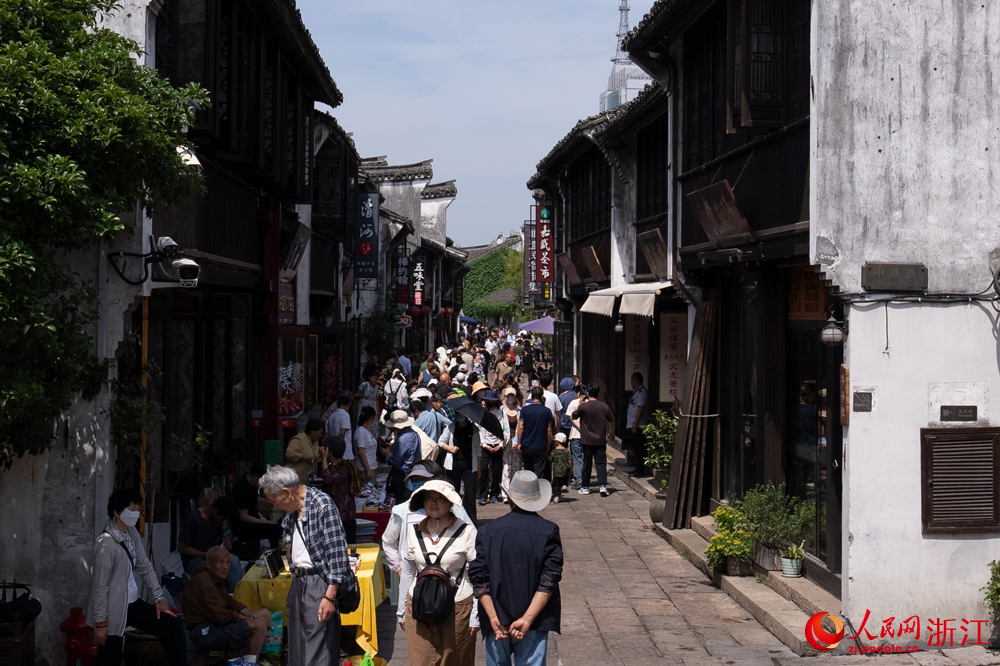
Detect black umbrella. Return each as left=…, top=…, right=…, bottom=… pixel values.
left=446, top=396, right=505, bottom=440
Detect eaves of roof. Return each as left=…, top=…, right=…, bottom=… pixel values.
left=314, top=111, right=361, bottom=164
left=526, top=113, right=608, bottom=190
left=362, top=158, right=434, bottom=183
left=247, top=0, right=342, bottom=107
left=623, top=0, right=706, bottom=53
left=483, top=287, right=519, bottom=304
left=380, top=206, right=414, bottom=232
left=421, top=180, right=458, bottom=200
left=592, top=83, right=668, bottom=142
left=461, top=235, right=522, bottom=263
left=421, top=236, right=447, bottom=254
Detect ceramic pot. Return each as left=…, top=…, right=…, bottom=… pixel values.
left=727, top=557, right=753, bottom=577
left=781, top=557, right=804, bottom=577
left=649, top=493, right=667, bottom=523
left=653, top=467, right=671, bottom=484
left=752, top=543, right=782, bottom=571
left=123, top=630, right=166, bottom=666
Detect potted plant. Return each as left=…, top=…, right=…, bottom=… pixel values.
left=704, top=506, right=753, bottom=576
left=649, top=479, right=668, bottom=523
left=738, top=482, right=807, bottom=571
left=781, top=541, right=806, bottom=577
left=641, top=410, right=677, bottom=482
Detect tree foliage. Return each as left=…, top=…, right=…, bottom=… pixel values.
left=463, top=247, right=528, bottom=322
left=0, top=0, right=208, bottom=468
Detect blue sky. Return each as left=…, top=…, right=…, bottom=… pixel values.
left=299, top=0, right=656, bottom=247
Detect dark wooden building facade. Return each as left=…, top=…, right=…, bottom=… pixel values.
left=626, top=0, right=843, bottom=590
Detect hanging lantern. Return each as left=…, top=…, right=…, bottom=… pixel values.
left=420, top=305, right=432, bottom=315
left=406, top=305, right=420, bottom=317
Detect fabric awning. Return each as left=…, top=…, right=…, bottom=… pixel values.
left=578, top=280, right=673, bottom=318
left=579, top=294, right=616, bottom=317
left=620, top=293, right=656, bottom=317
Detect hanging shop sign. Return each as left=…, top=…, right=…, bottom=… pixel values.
left=355, top=193, right=379, bottom=279
left=397, top=314, right=413, bottom=329
left=624, top=315, right=649, bottom=386
left=535, top=205, right=554, bottom=283
left=660, top=312, right=688, bottom=402
left=413, top=256, right=426, bottom=306
left=523, top=221, right=538, bottom=304
left=396, top=255, right=411, bottom=304
left=455, top=278, right=464, bottom=312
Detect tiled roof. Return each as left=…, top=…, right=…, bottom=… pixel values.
left=484, top=287, right=519, bottom=304
left=592, top=83, right=668, bottom=141
left=380, top=206, right=413, bottom=228
left=460, top=234, right=522, bottom=263
left=362, top=158, right=434, bottom=183
left=313, top=111, right=360, bottom=164
left=527, top=113, right=608, bottom=189
left=622, top=0, right=699, bottom=53
left=249, top=0, right=342, bottom=107
left=421, top=180, right=458, bottom=200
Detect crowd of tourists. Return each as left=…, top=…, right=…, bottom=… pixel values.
left=89, top=324, right=624, bottom=666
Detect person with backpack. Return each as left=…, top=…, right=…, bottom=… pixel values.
left=384, top=368, right=409, bottom=414
left=403, top=479, right=479, bottom=665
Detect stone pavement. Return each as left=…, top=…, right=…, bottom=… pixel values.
left=373, top=482, right=1000, bottom=666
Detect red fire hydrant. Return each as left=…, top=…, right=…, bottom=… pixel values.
left=60, top=607, right=99, bottom=666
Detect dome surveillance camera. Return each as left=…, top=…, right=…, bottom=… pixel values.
left=157, top=236, right=182, bottom=259
left=172, top=258, right=200, bottom=288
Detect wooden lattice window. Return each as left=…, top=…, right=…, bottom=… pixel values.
left=787, top=267, right=827, bottom=320
left=921, top=428, right=1000, bottom=534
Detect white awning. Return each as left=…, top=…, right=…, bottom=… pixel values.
left=579, top=294, right=616, bottom=317
left=578, top=280, right=673, bottom=318
left=620, top=293, right=656, bottom=317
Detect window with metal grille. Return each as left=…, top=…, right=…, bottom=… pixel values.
left=921, top=428, right=1000, bottom=534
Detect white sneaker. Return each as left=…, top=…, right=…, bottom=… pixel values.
left=599, top=486, right=609, bottom=497
left=552, top=496, right=560, bottom=504
left=578, top=487, right=590, bottom=495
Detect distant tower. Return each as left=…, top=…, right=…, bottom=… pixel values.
left=600, top=0, right=651, bottom=112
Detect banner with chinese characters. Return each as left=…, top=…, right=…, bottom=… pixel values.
left=395, top=255, right=411, bottom=304
left=535, top=205, right=554, bottom=282
left=455, top=277, right=464, bottom=312
left=660, top=312, right=688, bottom=402
left=523, top=222, right=538, bottom=304
left=413, top=256, right=426, bottom=306
left=355, top=193, right=379, bottom=279
left=624, top=315, right=649, bottom=386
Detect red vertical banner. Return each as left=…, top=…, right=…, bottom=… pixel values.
left=535, top=205, right=554, bottom=283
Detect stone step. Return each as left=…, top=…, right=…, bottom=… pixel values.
left=721, top=575, right=820, bottom=657
left=652, top=524, right=718, bottom=582
left=690, top=514, right=716, bottom=542
left=754, top=566, right=842, bottom=617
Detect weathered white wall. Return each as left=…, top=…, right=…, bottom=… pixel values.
left=812, top=0, right=1000, bottom=293
left=378, top=181, right=428, bottom=242
left=608, top=136, right=637, bottom=287
left=811, top=0, right=1000, bottom=639
left=420, top=196, right=453, bottom=249
left=843, top=301, right=1000, bottom=637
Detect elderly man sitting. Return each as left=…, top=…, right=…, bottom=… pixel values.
left=181, top=546, right=269, bottom=660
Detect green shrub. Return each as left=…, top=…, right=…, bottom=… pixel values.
left=641, top=410, right=677, bottom=470
left=738, top=482, right=808, bottom=550
left=982, top=559, right=1000, bottom=623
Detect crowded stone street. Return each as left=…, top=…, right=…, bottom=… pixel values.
left=374, top=482, right=1000, bottom=666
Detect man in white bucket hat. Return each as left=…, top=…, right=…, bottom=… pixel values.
left=469, top=471, right=563, bottom=665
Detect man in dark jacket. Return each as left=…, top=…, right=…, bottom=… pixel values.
left=469, top=471, right=562, bottom=666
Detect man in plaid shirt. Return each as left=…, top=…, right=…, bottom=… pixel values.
left=261, top=466, right=350, bottom=666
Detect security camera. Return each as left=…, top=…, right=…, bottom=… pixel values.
left=157, top=236, right=182, bottom=259
left=172, top=258, right=200, bottom=288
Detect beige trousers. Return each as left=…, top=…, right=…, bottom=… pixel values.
left=405, top=595, right=476, bottom=666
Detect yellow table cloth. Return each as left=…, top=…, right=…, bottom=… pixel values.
left=233, top=542, right=386, bottom=655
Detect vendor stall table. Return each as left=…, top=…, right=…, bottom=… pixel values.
left=232, top=542, right=386, bottom=655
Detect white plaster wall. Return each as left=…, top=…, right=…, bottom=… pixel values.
left=843, top=301, right=1000, bottom=635
left=295, top=204, right=312, bottom=325
left=812, top=0, right=1000, bottom=294
left=609, top=136, right=637, bottom=287
left=420, top=197, right=453, bottom=249
left=378, top=181, right=428, bottom=242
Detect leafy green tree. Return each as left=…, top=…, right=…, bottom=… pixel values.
left=0, top=0, right=208, bottom=468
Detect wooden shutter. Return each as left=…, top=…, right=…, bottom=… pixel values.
left=921, top=428, right=1000, bottom=534
left=740, top=0, right=785, bottom=128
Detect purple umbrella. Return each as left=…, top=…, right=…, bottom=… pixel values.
left=518, top=317, right=556, bottom=335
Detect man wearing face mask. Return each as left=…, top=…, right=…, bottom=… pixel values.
left=89, top=488, right=187, bottom=666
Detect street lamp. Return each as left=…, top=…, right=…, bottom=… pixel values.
left=820, top=315, right=847, bottom=346
left=614, top=318, right=624, bottom=333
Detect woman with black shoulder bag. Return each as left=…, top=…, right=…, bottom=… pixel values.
left=403, top=479, right=479, bottom=665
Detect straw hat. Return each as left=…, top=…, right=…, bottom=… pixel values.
left=386, top=409, right=414, bottom=429
left=410, top=387, right=433, bottom=401
left=471, top=381, right=489, bottom=395
left=408, top=479, right=463, bottom=512
left=507, top=471, right=551, bottom=512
